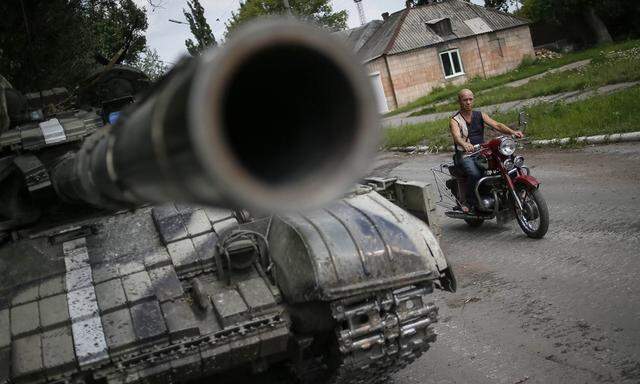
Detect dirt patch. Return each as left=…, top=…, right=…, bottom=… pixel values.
left=443, top=262, right=509, bottom=309
left=451, top=262, right=507, bottom=290
left=619, top=361, right=640, bottom=381
left=446, top=296, right=481, bottom=309
left=370, top=157, right=406, bottom=177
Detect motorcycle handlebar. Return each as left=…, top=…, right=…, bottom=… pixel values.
left=463, top=134, right=525, bottom=158
left=462, top=144, right=482, bottom=158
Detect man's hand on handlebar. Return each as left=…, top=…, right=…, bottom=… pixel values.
left=463, top=142, right=475, bottom=153
left=513, top=131, right=525, bottom=139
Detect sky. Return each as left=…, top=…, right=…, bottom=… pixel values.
left=136, top=0, right=483, bottom=64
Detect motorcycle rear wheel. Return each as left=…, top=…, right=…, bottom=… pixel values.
left=514, top=187, right=549, bottom=239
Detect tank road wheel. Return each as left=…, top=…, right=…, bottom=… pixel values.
left=464, top=218, right=484, bottom=227
left=292, top=285, right=439, bottom=384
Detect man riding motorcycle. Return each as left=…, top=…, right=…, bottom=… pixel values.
left=449, top=89, right=524, bottom=213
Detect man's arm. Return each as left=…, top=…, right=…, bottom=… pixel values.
left=482, top=112, right=524, bottom=138
left=450, top=118, right=474, bottom=152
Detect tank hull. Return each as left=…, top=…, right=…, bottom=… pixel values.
left=0, top=189, right=451, bottom=384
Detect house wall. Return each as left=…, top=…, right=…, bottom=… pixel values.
left=477, top=25, right=535, bottom=77
left=367, top=56, right=397, bottom=110
left=371, top=25, right=534, bottom=109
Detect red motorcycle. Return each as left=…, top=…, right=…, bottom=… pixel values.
left=432, top=114, right=549, bottom=238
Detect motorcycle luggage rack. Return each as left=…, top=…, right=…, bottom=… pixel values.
left=431, top=162, right=462, bottom=211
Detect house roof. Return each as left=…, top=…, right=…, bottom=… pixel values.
left=338, top=0, right=529, bottom=62
left=336, top=20, right=384, bottom=53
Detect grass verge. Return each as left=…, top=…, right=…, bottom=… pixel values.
left=383, top=84, right=640, bottom=149
left=411, top=45, right=640, bottom=116
left=385, top=39, right=640, bottom=118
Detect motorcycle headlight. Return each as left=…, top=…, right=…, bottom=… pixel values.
left=503, top=158, right=515, bottom=170
left=499, top=137, right=516, bottom=156
left=514, top=155, right=525, bottom=168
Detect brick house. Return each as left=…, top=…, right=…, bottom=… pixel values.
left=338, top=0, right=534, bottom=112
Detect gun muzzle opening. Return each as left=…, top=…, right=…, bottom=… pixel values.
left=222, top=45, right=357, bottom=187
left=191, top=20, right=379, bottom=211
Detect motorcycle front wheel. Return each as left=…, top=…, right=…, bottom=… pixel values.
left=514, top=187, right=549, bottom=239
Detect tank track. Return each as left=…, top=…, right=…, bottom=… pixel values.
left=93, top=313, right=289, bottom=384
left=297, top=284, right=438, bottom=384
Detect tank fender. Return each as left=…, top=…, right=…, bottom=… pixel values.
left=267, top=191, right=453, bottom=302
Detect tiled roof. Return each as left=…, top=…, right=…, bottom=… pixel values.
left=337, top=0, right=529, bottom=62
left=337, top=10, right=407, bottom=62
left=336, top=20, right=384, bottom=53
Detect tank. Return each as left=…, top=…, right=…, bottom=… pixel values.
left=0, top=19, right=456, bottom=384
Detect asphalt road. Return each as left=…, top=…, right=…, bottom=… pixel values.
left=372, top=143, right=640, bottom=384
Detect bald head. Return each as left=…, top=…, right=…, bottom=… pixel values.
left=458, top=89, right=474, bottom=112
left=458, top=89, right=473, bottom=100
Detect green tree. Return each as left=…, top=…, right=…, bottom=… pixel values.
left=89, top=0, right=149, bottom=64
left=132, top=46, right=168, bottom=81
left=225, top=0, right=348, bottom=37
left=520, top=0, right=618, bottom=43
left=0, top=0, right=148, bottom=91
left=484, top=0, right=521, bottom=13
left=183, top=0, right=217, bottom=56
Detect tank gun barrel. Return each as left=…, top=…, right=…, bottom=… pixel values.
left=51, top=19, right=379, bottom=212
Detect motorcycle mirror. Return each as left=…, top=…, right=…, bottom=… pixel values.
left=518, top=111, right=528, bottom=132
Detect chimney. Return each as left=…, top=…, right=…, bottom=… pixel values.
left=405, top=0, right=413, bottom=8
left=382, top=12, right=389, bottom=21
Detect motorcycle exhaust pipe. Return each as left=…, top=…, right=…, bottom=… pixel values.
left=53, top=19, right=379, bottom=212
left=444, top=211, right=487, bottom=220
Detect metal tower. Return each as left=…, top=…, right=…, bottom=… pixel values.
left=354, top=0, right=367, bottom=26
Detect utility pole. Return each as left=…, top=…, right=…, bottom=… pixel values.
left=354, top=0, right=367, bottom=26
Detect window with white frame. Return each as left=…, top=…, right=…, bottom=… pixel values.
left=440, top=49, right=464, bottom=78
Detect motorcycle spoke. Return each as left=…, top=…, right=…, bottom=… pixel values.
left=516, top=188, right=541, bottom=232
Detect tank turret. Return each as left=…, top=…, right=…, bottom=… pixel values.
left=1, top=19, right=378, bottom=231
